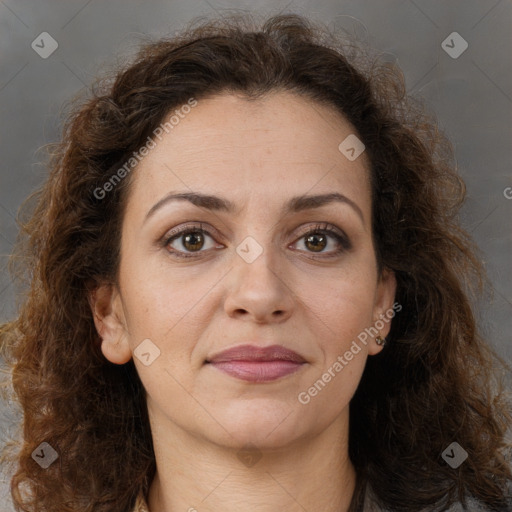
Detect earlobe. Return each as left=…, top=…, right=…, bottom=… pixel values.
left=368, top=267, right=397, bottom=356
left=88, top=283, right=132, bottom=365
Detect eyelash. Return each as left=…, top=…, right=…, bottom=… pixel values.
left=162, top=222, right=351, bottom=260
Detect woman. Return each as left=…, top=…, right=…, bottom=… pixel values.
left=1, top=13, right=511, bottom=512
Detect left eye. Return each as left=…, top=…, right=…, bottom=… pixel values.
left=290, top=223, right=351, bottom=257
left=293, top=229, right=346, bottom=254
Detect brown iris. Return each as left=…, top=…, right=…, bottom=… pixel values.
left=182, top=231, right=205, bottom=251
left=304, top=233, right=327, bottom=252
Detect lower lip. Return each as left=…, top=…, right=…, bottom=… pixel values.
left=207, top=360, right=304, bottom=382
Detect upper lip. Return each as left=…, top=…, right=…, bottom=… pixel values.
left=206, top=344, right=306, bottom=364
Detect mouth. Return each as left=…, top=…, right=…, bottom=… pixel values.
left=205, top=344, right=307, bottom=383
left=206, top=360, right=305, bottom=382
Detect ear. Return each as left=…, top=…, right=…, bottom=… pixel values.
left=88, top=282, right=132, bottom=364
left=368, top=267, right=397, bottom=356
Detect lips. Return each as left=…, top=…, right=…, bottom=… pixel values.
left=205, top=344, right=306, bottom=382
left=206, top=344, right=306, bottom=364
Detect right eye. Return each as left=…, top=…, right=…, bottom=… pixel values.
left=163, top=223, right=224, bottom=259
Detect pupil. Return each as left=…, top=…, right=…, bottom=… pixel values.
left=306, top=233, right=326, bottom=252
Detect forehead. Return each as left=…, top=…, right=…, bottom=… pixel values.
left=126, top=91, right=372, bottom=221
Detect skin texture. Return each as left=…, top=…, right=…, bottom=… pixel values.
left=90, top=91, right=396, bottom=512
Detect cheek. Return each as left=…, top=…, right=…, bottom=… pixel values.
left=296, top=277, right=373, bottom=416
left=300, top=265, right=377, bottom=347
left=118, top=244, right=205, bottom=333
left=118, top=259, right=226, bottom=379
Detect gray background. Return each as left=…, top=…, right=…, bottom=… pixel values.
left=1, top=0, right=511, bottom=509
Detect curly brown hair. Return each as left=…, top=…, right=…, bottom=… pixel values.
left=1, top=12, right=511, bottom=512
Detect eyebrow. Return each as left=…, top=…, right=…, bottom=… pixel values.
left=144, top=191, right=365, bottom=224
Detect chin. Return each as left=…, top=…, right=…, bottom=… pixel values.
left=207, top=401, right=306, bottom=449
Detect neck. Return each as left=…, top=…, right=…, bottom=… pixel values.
left=146, top=407, right=357, bottom=512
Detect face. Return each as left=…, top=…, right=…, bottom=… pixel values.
left=90, top=91, right=396, bottom=450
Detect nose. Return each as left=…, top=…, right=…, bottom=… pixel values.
left=223, top=241, right=294, bottom=324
